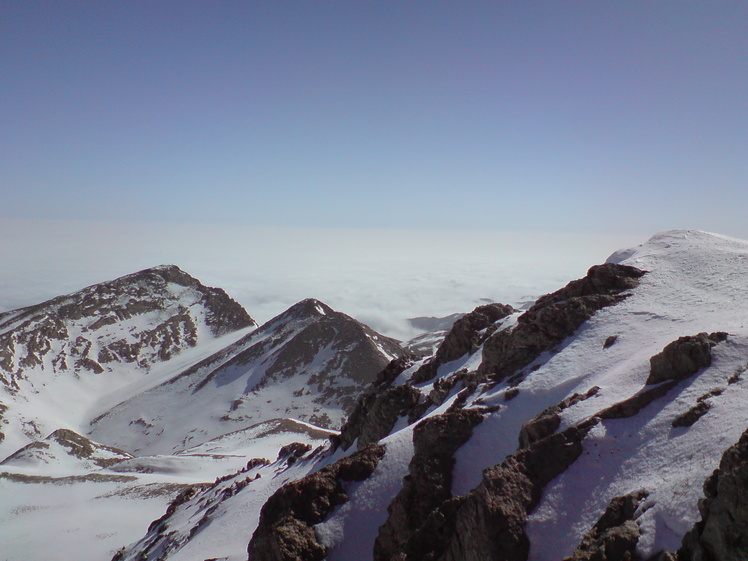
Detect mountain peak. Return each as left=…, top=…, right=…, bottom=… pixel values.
left=288, top=298, right=335, bottom=317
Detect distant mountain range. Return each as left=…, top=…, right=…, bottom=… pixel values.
left=3, top=230, right=748, bottom=561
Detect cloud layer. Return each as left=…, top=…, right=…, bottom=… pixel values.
left=0, top=220, right=644, bottom=340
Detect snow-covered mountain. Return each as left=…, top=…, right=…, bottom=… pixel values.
left=5, top=230, right=748, bottom=561
left=89, top=297, right=404, bottom=455
left=0, top=264, right=257, bottom=458
left=113, top=230, right=748, bottom=561
left=0, top=266, right=405, bottom=561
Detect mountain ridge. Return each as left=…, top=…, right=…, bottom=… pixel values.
left=4, top=230, right=748, bottom=561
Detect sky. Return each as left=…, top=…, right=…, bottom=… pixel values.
left=1, top=2, right=746, bottom=335
left=2, top=1, right=747, bottom=234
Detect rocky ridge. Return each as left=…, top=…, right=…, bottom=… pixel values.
left=0, top=264, right=255, bottom=389
left=88, top=297, right=405, bottom=455
left=6, top=230, right=748, bottom=561
left=133, top=230, right=748, bottom=561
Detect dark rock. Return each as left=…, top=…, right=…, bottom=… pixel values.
left=375, top=354, right=418, bottom=388
left=276, top=442, right=313, bottom=465
left=647, top=333, right=728, bottom=385
left=598, top=382, right=677, bottom=420
left=519, top=404, right=563, bottom=450
left=434, top=418, right=599, bottom=561
left=518, top=387, right=599, bottom=449
left=604, top=336, right=619, bottom=349
left=246, top=458, right=271, bottom=470
left=564, top=490, right=649, bottom=561
left=412, top=303, right=515, bottom=383
left=479, top=264, right=645, bottom=385
left=428, top=369, right=473, bottom=408
left=672, top=401, right=712, bottom=428
left=374, top=409, right=484, bottom=561
left=505, top=388, right=520, bottom=401
left=338, top=375, right=421, bottom=451
left=678, top=428, right=748, bottom=561
left=247, top=444, right=386, bottom=561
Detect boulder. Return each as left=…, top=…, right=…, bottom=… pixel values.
left=564, top=490, right=649, bottom=561
left=646, top=332, right=727, bottom=385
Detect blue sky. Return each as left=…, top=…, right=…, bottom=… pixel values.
left=2, top=1, right=748, bottom=235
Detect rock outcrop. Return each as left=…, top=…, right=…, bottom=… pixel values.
left=478, top=264, right=645, bottom=384
left=412, top=303, right=515, bottom=383
left=646, top=332, right=728, bottom=385
left=565, top=490, right=650, bottom=561
left=336, top=355, right=418, bottom=451
left=518, top=386, right=599, bottom=449
left=439, top=419, right=599, bottom=561
left=678, top=428, right=748, bottom=561
left=374, top=409, right=484, bottom=561
left=247, top=444, right=386, bottom=561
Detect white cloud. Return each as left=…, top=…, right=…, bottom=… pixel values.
left=0, top=220, right=645, bottom=340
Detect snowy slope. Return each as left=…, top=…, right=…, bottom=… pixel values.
left=117, top=230, right=748, bottom=561
left=0, top=267, right=410, bottom=561
left=89, top=298, right=404, bottom=455
left=0, top=264, right=256, bottom=460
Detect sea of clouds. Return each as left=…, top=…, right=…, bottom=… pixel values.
left=0, top=220, right=644, bottom=340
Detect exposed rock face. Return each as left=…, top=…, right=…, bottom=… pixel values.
left=0, top=265, right=255, bottom=387
left=374, top=409, right=484, bottom=561
left=413, top=303, right=515, bottom=383
left=439, top=419, right=599, bottom=561
left=646, top=332, right=728, bottom=385
left=678, top=428, right=748, bottom=561
left=518, top=386, right=599, bottom=449
left=1, top=428, right=131, bottom=468
left=347, top=385, right=421, bottom=451
left=337, top=355, right=418, bottom=450
left=247, top=444, right=386, bottom=561
left=478, top=264, right=645, bottom=384
left=565, top=490, right=649, bottom=561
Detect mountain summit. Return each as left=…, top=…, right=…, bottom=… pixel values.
left=5, top=231, right=748, bottom=561
left=0, top=265, right=256, bottom=458
left=112, top=230, right=748, bottom=561
left=88, top=296, right=405, bottom=455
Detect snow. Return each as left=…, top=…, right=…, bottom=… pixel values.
left=0, top=472, right=184, bottom=561
left=524, top=230, right=748, bottom=559
left=6, top=229, right=748, bottom=561
left=310, top=229, right=748, bottom=561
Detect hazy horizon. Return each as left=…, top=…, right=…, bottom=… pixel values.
left=0, top=219, right=646, bottom=339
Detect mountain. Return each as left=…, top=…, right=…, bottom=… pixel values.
left=0, top=265, right=405, bottom=561
left=116, top=230, right=748, bottom=561
left=88, top=297, right=404, bottom=455
left=0, top=264, right=256, bottom=458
